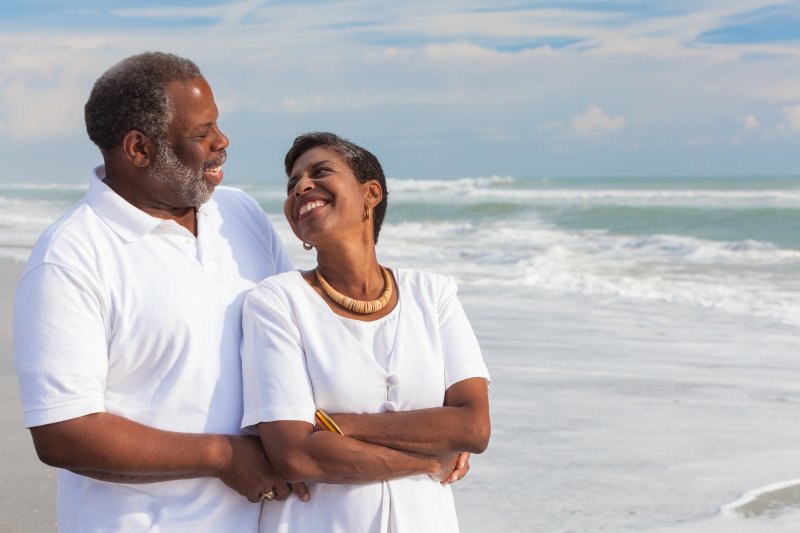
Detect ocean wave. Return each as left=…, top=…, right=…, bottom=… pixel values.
left=720, top=479, right=800, bottom=518
left=386, top=175, right=514, bottom=192
left=379, top=219, right=800, bottom=326
left=0, top=183, right=87, bottom=191
left=458, top=188, right=800, bottom=209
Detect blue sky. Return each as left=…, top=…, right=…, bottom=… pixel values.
left=0, top=0, right=799, bottom=182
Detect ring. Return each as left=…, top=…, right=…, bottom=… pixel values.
left=260, top=490, right=276, bottom=502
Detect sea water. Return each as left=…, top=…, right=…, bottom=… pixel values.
left=2, top=174, right=800, bottom=531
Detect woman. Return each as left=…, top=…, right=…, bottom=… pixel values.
left=241, top=132, right=490, bottom=532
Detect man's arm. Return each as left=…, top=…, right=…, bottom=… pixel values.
left=30, top=412, right=283, bottom=502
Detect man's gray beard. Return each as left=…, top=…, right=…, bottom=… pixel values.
left=151, top=142, right=213, bottom=206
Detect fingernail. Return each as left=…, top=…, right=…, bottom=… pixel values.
left=302, top=494, right=309, bottom=502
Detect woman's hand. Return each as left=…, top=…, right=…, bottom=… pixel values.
left=444, top=452, right=470, bottom=485
left=429, top=452, right=471, bottom=486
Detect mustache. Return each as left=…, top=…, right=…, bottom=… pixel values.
left=203, top=150, right=227, bottom=170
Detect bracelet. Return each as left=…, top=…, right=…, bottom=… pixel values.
left=314, top=409, right=344, bottom=435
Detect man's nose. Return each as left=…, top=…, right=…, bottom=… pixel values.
left=211, top=124, right=229, bottom=152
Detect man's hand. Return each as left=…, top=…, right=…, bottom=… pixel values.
left=217, top=435, right=308, bottom=503
left=443, top=452, right=470, bottom=485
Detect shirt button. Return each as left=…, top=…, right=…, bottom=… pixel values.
left=384, top=401, right=397, bottom=412
left=185, top=238, right=193, bottom=245
left=387, top=374, right=399, bottom=386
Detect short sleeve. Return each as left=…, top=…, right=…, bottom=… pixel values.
left=14, top=263, right=108, bottom=428
left=240, top=281, right=316, bottom=430
left=438, top=277, right=490, bottom=389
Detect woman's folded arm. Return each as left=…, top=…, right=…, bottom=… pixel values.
left=257, top=420, right=458, bottom=484
left=329, top=377, right=490, bottom=455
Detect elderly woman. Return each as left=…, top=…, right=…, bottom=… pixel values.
left=240, top=132, right=490, bottom=532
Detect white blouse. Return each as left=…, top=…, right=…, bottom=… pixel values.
left=241, top=268, right=490, bottom=533
left=337, top=303, right=400, bottom=371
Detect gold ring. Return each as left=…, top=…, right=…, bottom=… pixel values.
left=260, top=490, right=276, bottom=501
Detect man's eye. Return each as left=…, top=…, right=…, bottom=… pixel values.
left=287, top=180, right=297, bottom=194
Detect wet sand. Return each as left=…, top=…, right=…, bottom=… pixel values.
left=0, top=258, right=56, bottom=532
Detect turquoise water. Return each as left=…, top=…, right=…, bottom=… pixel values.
left=3, top=174, right=800, bottom=324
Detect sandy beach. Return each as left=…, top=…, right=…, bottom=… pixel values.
left=453, top=287, right=800, bottom=532
left=0, top=258, right=56, bottom=532
left=4, top=253, right=800, bottom=531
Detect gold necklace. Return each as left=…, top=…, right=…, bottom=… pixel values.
left=315, top=266, right=393, bottom=314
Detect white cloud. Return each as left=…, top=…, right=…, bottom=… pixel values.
left=422, top=42, right=503, bottom=61
left=781, top=105, right=800, bottom=132
left=742, top=114, right=760, bottom=130
left=569, top=105, right=625, bottom=137
left=111, top=0, right=267, bottom=25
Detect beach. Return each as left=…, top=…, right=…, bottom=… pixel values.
left=0, top=258, right=56, bottom=532
left=2, top=175, right=800, bottom=531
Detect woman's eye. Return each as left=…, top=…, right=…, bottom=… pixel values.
left=286, top=180, right=297, bottom=194
left=313, top=168, right=331, bottom=178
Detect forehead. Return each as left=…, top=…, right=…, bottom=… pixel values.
left=290, top=146, right=347, bottom=176
left=165, top=77, right=218, bottom=130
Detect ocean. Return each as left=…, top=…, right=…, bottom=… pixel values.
left=8, top=175, right=799, bottom=325
left=2, top=174, right=800, bottom=531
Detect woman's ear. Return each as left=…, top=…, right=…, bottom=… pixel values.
left=364, top=180, right=383, bottom=208
left=122, top=130, right=156, bottom=168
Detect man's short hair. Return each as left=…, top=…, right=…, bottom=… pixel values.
left=284, top=132, right=389, bottom=244
left=85, top=52, right=202, bottom=155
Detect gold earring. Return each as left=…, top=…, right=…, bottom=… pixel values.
left=303, top=242, right=313, bottom=251
left=364, top=206, right=370, bottom=221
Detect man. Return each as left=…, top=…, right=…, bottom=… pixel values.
left=13, top=52, right=298, bottom=531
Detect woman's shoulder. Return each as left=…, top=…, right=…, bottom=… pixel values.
left=247, top=270, right=305, bottom=303
left=394, top=268, right=458, bottom=301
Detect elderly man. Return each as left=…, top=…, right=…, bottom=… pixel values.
left=13, top=52, right=298, bottom=531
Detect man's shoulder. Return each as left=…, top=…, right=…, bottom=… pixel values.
left=25, top=197, right=100, bottom=267
left=211, top=185, right=258, bottom=209
left=254, top=270, right=301, bottom=293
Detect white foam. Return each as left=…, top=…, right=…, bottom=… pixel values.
left=0, top=183, right=87, bottom=191
left=379, top=218, right=800, bottom=326
left=721, top=479, right=800, bottom=518
left=386, top=175, right=514, bottom=192
left=390, top=184, right=800, bottom=209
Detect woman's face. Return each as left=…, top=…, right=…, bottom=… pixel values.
left=284, top=147, right=376, bottom=247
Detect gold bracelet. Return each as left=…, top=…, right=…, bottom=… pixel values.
left=314, top=409, right=344, bottom=435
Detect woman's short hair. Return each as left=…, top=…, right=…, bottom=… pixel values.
left=284, top=132, right=389, bottom=244
left=85, top=51, right=202, bottom=155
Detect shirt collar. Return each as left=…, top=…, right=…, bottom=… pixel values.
left=87, top=165, right=220, bottom=243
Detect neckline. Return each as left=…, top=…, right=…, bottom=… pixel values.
left=336, top=300, right=400, bottom=327
left=296, top=267, right=400, bottom=323
left=292, top=268, right=403, bottom=376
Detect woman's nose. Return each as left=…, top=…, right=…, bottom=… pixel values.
left=293, top=176, right=313, bottom=196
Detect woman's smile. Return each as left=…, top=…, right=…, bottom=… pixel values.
left=295, top=196, right=329, bottom=220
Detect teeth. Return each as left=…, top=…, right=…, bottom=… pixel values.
left=299, top=200, right=326, bottom=216
left=205, top=166, right=221, bottom=173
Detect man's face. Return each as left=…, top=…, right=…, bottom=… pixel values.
left=150, top=77, right=229, bottom=207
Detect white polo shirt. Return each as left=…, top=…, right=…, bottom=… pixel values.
left=14, top=167, right=293, bottom=532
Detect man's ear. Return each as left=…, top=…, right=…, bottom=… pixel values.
left=364, top=180, right=383, bottom=208
left=121, top=130, right=156, bottom=168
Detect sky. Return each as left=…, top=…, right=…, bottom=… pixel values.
left=0, top=0, right=799, bottom=183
